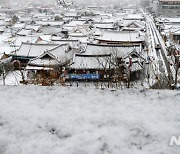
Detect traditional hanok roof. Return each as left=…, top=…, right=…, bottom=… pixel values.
left=41, top=27, right=62, bottom=35
left=26, top=65, right=53, bottom=70
left=15, top=42, right=59, bottom=58
left=11, top=36, right=38, bottom=47
left=63, top=20, right=86, bottom=27
left=35, top=21, right=64, bottom=27
left=123, top=48, right=145, bottom=60
left=48, top=44, right=73, bottom=62
left=63, top=12, right=79, bottom=18
left=28, top=51, right=60, bottom=67
left=0, top=45, right=18, bottom=54
left=157, top=17, right=180, bottom=24
left=17, top=29, right=32, bottom=36
left=122, top=21, right=145, bottom=31
left=171, top=29, right=180, bottom=35
left=96, top=31, right=145, bottom=43
left=84, top=43, right=142, bottom=57
left=94, top=23, right=117, bottom=30
left=19, top=17, right=32, bottom=23
left=70, top=54, right=111, bottom=70
left=25, top=25, right=41, bottom=32
left=0, top=25, right=6, bottom=32
left=129, top=61, right=144, bottom=72
left=36, top=35, right=52, bottom=44
left=27, top=44, right=73, bottom=67
left=125, top=14, right=144, bottom=20
left=51, top=38, right=80, bottom=48
left=13, top=23, right=26, bottom=29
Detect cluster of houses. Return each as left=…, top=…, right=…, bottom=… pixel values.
left=0, top=5, right=147, bottom=85
left=151, top=0, right=180, bottom=16
left=155, top=16, right=180, bottom=85
left=156, top=17, right=180, bottom=59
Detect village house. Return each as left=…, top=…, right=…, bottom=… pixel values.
left=156, top=17, right=180, bottom=56
left=121, top=21, right=146, bottom=32
left=25, top=44, right=74, bottom=85
left=95, top=30, right=145, bottom=47
left=169, top=28, right=180, bottom=45
left=67, top=43, right=145, bottom=82
left=9, top=42, right=59, bottom=66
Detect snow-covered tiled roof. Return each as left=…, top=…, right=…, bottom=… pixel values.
left=26, top=65, right=53, bottom=70
left=84, top=43, right=141, bottom=57
left=35, top=21, right=64, bottom=27
left=0, top=25, right=6, bottom=32
left=125, top=14, right=144, bottom=20
left=27, top=44, right=73, bottom=66
left=25, top=25, right=41, bottom=31
left=70, top=54, right=111, bottom=69
left=17, top=29, right=32, bottom=36
left=13, top=23, right=26, bottom=29
left=64, top=20, right=85, bottom=27
left=94, top=23, right=117, bottom=29
left=16, top=42, right=59, bottom=57
left=96, top=31, right=145, bottom=42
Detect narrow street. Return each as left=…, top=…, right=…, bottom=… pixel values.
left=144, top=13, right=173, bottom=87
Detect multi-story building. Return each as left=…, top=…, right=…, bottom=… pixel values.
left=154, top=0, right=180, bottom=16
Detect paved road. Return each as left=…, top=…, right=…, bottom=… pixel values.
left=144, top=13, right=173, bottom=88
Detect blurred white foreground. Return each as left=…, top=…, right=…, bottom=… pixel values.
left=0, top=86, right=179, bottom=154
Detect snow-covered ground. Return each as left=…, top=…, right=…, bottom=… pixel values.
left=0, top=85, right=179, bottom=154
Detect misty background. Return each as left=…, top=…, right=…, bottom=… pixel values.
left=0, top=0, right=143, bottom=7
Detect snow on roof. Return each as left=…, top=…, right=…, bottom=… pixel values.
left=157, top=17, right=180, bottom=23
left=28, top=55, right=60, bottom=67
left=64, top=20, right=85, bottom=27
left=70, top=54, right=111, bottom=69
left=64, top=12, right=79, bottom=17
left=94, top=23, right=116, bottom=29
left=50, top=39, right=79, bottom=48
left=42, top=27, right=62, bottom=35
left=13, top=23, right=26, bottom=29
left=35, top=21, right=64, bottom=26
left=49, top=44, right=72, bottom=62
left=69, top=30, right=87, bottom=38
left=62, top=26, right=74, bottom=31
left=125, top=21, right=145, bottom=29
left=19, top=17, right=32, bottom=22
left=25, top=25, right=41, bottom=31
left=26, top=65, right=53, bottom=70
left=96, top=31, right=144, bottom=42
left=11, top=36, right=38, bottom=47
left=125, top=14, right=144, bottom=20
left=0, top=25, right=5, bottom=32
left=16, top=43, right=59, bottom=57
left=84, top=43, right=141, bottom=57
left=172, top=29, right=180, bottom=35
left=17, top=29, right=32, bottom=36
left=0, top=34, right=11, bottom=45
left=130, top=61, right=143, bottom=72
left=0, top=45, right=18, bottom=54
left=38, top=35, right=52, bottom=42
left=0, top=20, right=7, bottom=26
left=28, top=44, right=72, bottom=66
left=69, top=36, right=88, bottom=43
left=62, top=17, right=74, bottom=22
